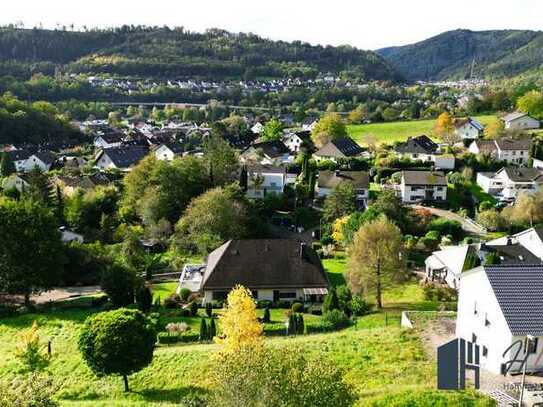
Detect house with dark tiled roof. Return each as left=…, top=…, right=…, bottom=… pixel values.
left=200, top=239, right=329, bottom=304
left=24, top=151, right=56, bottom=172
left=394, top=135, right=455, bottom=169
left=94, top=132, right=124, bottom=149
left=244, top=164, right=296, bottom=199
left=95, top=146, right=149, bottom=171
left=476, top=167, right=543, bottom=202
left=316, top=170, right=369, bottom=205
left=240, top=140, right=292, bottom=165
left=457, top=265, right=543, bottom=374
left=154, top=143, right=184, bottom=161
left=7, top=149, right=35, bottom=172
left=313, top=137, right=364, bottom=162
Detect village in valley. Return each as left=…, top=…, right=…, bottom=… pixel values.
left=4, top=14, right=543, bottom=407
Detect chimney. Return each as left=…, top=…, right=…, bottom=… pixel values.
left=506, top=237, right=512, bottom=246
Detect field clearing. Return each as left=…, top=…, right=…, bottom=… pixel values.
left=348, top=115, right=497, bottom=146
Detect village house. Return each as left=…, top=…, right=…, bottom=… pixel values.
left=503, top=112, right=540, bottom=130
left=425, top=238, right=540, bottom=289
left=282, top=131, right=311, bottom=153
left=1, top=173, right=29, bottom=193
left=245, top=164, right=295, bottom=199
left=313, top=137, right=364, bottom=162
left=454, top=117, right=484, bottom=140
left=53, top=173, right=113, bottom=196
left=468, top=137, right=532, bottom=165
left=316, top=170, right=370, bottom=206
left=398, top=170, right=447, bottom=203
left=95, top=146, right=149, bottom=171
left=93, top=132, right=124, bottom=149
left=301, top=117, right=319, bottom=132
left=394, top=135, right=455, bottom=170
left=251, top=122, right=264, bottom=134
left=240, top=140, right=293, bottom=165
left=476, top=167, right=543, bottom=202
left=154, top=143, right=184, bottom=161
left=24, top=151, right=56, bottom=172
left=198, top=239, right=329, bottom=304
left=456, top=265, right=543, bottom=374
left=7, top=149, right=34, bottom=172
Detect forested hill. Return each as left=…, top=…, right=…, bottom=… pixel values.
left=0, top=26, right=401, bottom=81
left=377, top=29, right=543, bottom=81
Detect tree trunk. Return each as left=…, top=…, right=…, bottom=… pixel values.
left=123, top=375, right=129, bottom=392
left=24, top=292, right=30, bottom=307
left=376, top=256, right=382, bottom=309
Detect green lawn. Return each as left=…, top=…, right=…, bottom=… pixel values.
left=150, top=281, right=179, bottom=301
left=323, top=254, right=347, bottom=286
left=348, top=115, right=496, bottom=146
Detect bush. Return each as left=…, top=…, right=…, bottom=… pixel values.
left=90, top=295, right=109, bottom=308
left=199, top=318, right=208, bottom=341
left=100, top=264, right=138, bottom=307
left=366, top=389, right=495, bottom=406
left=428, top=218, right=463, bottom=241
left=190, top=301, right=199, bottom=316
left=423, top=285, right=458, bottom=302
left=135, top=285, right=153, bottom=313
left=291, top=302, right=304, bottom=313
left=0, top=373, right=59, bottom=407
left=211, top=300, right=224, bottom=309
left=323, top=287, right=340, bottom=313
left=263, top=307, right=271, bottom=323
left=157, top=331, right=199, bottom=345
left=322, top=310, right=351, bottom=330
left=164, top=294, right=182, bottom=309
left=179, top=287, right=191, bottom=302
left=256, top=300, right=272, bottom=309
left=274, top=300, right=291, bottom=309
left=351, top=295, right=372, bottom=316
left=205, top=302, right=213, bottom=317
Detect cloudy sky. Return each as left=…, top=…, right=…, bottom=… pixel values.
left=2, top=0, right=542, bottom=50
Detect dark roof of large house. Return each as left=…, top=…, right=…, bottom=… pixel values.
left=485, top=265, right=543, bottom=335
left=495, top=137, right=532, bottom=151
left=224, top=133, right=255, bottom=150
left=99, top=146, right=149, bottom=169
left=318, top=170, right=369, bottom=190
left=471, top=140, right=497, bottom=154
left=33, top=151, right=56, bottom=165
left=485, top=243, right=541, bottom=265
left=315, top=137, right=363, bottom=158
left=97, top=132, right=124, bottom=144
left=159, top=142, right=184, bottom=155
left=395, top=135, right=438, bottom=155
left=251, top=140, right=290, bottom=158
left=201, top=239, right=329, bottom=290
left=402, top=170, right=447, bottom=186
left=499, top=167, right=543, bottom=183
left=7, top=148, right=35, bottom=161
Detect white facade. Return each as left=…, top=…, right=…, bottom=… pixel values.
left=251, top=122, right=264, bottom=134
left=469, top=140, right=530, bottom=165
left=246, top=170, right=286, bottom=199
left=94, top=136, right=122, bottom=149
left=204, top=288, right=304, bottom=304
left=455, top=120, right=483, bottom=140
left=399, top=180, right=447, bottom=203
left=457, top=268, right=543, bottom=374
left=476, top=169, right=543, bottom=201
left=155, top=145, right=176, bottom=161
left=504, top=114, right=540, bottom=130
left=95, top=153, right=117, bottom=171
left=1, top=175, right=29, bottom=192
left=282, top=133, right=304, bottom=153
left=24, top=155, right=53, bottom=172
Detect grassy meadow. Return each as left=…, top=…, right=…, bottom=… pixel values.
left=348, top=115, right=497, bottom=146
left=0, top=262, right=492, bottom=406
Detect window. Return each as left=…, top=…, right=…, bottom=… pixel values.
left=472, top=333, right=477, bottom=343
left=278, top=292, right=297, bottom=299
left=483, top=346, right=488, bottom=357
left=474, top=302, right=478, bottom=315
left=529, top=338, right=539, bottom=354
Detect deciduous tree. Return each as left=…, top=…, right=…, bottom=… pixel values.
left=311, top=113, right=347, bottom=148
left=433, top=112, right=459, bottom=146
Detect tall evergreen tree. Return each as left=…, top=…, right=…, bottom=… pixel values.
left=208, top=318, right=217, bottom=340
left=199, top=318, right=208, bottom=341
left=0, top=152, right=16, bottom=177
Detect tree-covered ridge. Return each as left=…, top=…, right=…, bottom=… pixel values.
left=378, top=29, right=543, bottom=81
left=0, top=26, right=401, bottom=81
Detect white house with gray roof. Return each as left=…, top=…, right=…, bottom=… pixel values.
left=399, top=170, right=447, bottom=203
left=503, top=112, right=540, bottom=130
left=476, top=167, right=543, bottom=201
left=457, top=265, right=543, bottom=374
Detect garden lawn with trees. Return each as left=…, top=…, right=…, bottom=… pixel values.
left=348, top=115, right=496, bottom=146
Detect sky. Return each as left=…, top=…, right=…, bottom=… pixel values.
left=2, top=0, right=543, bottom=50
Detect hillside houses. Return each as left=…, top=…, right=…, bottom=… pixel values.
left=468, top=137, right=532, bottom=164
left=241, top=140, right=293, bottom=165
left=394, top=135, right=455, bottom=169
left=454, top=117, right=484, bottom=140
left=245, top=165, right=296, bottom=199
left=503, top=112, right=540, bottom=130
left=313, top=137, right=364, bottom=162
left=398, top=171, right=447, bottom=203
left=95, top=146, right=149, bottom=171
left=198, top=239, right=329, bottom=304
left=476, top=167, right=543, bottom=202
left=316, top=170, right=369, bottom=206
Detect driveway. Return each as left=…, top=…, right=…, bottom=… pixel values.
left=411, top=205, right=487, bottom=236
left=31, top=286, right=101, bottom=304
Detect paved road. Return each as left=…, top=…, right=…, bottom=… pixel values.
left=31, top=286, right=101, bottom=304
left=411, top=205, right=487, bottom=236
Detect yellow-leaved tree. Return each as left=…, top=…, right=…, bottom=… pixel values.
left=217, top=285, right=263, bottom=352
left=433, top=112, right=459, bottom=146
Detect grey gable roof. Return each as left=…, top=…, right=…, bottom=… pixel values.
left=485, top=265, right=543, bottom=336
left=402, top=170, right=447, bottom=186
left=201, top=239, right=329, bottom=290
left=500, top=167, right=543, bottom=183
left=318, top=170, right=369, bottom=190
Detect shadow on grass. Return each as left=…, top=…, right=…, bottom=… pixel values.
left=134, top=385, right=210, bottom=403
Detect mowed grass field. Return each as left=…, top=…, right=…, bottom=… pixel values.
left=348, top=115, right=497, bottom=146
